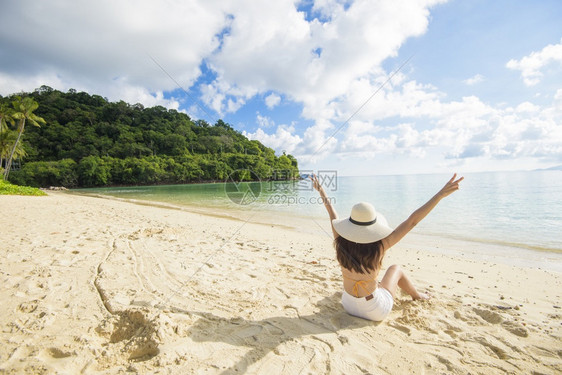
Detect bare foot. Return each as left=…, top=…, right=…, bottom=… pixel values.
left=413, top=292, right=431, bottom=301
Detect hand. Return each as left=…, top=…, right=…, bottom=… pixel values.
left=437, top=173, right=464, bottom=198
left=310, top=174, right=323, bottom=192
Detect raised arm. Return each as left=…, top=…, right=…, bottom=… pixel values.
left=311, top=174, right=339, bottom=238
left=381, top=173, right=464, bottom=251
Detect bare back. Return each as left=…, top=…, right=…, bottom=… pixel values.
left=341, top=266, right=380, bottom=297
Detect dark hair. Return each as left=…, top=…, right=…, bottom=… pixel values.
left=334, top=236, right=385, bottom=273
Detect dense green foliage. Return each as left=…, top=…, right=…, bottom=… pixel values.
left=0, top=86, right=298, bottom=187
left=0, top=175, right=46, bottom=196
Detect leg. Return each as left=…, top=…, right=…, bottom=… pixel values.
left=379, top=264, right=429, bottom=300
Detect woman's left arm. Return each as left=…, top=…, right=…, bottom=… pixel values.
left=382, top=173, right=463, bottom=250
left=311, top=174, right=339, bottom=238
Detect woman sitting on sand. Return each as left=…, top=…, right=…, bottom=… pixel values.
left=311, top=173, right=464, bottom=321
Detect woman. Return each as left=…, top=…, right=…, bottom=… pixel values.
left=312, top=173, right=464, bottom=321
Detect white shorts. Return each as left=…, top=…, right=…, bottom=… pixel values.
left=341, top=287, right=394, bottom=321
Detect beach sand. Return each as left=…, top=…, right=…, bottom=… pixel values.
left=0, top=192, right=560, bottom=374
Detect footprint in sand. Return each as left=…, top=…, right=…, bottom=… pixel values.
left=473, top=308, right=503, bottom=324
left=44, top=347, right=73, bottom=359
left=18, top=300, right=39, bottom=313
left=96, top=309, right=161, bottom=361
left=472, top=306, right=529, bottom=337
left=475, top=337, right=510, bottom=360
left=501, top=320, right=529, bottom=337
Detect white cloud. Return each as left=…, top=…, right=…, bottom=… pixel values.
left=345, top=120, right=380, bottom=136
left=0, top=71, right=66, bottom=96
left=506, top=38, right=562, bottom=86
left=256, top=113, right=275, bottom=128
left=515, top=102, right=540, bottom=113
left=311, top=0, right=350, bottom=19
left=0, top=0, right=446, bottom=121
left=252, top=69, right=562, bottom=166
left=1, top=0, right=560, bottom=172
left=306, top=82, right=562, bottom=164
left=555, top=88, right=562, bottom=103
left=243, top=124, right=303, bottom=155
left=264, top=93, right=281, bottom=109
left=208, top=0, right=446, bottom=121
left=300, top=120, right=338, bottom=159
left=0, top=71, right=181, bottom=110
left=0, top=0, right=226, bottom=106
left=463, top=74, right=484, bottom=85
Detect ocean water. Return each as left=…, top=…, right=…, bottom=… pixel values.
left=75, top=170, right=562, bottom=254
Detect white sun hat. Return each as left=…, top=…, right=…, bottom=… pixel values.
left=332, top=202, right=393, bottom=244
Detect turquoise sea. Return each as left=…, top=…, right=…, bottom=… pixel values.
left=75, top=170, right=562, bottom=254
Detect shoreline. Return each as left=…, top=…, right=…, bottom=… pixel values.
left=68, top=170, right=562, bottom=256
left=1, top=192, right=560, bottom=374
left=67, top=175, right=301, bottom=190
left=69, top=190, right=562, bottom=272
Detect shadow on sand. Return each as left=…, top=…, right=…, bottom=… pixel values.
left=169, top=292, right=378, bottom=374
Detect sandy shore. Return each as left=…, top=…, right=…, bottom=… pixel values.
left=0, top=192, right=560, bottom=374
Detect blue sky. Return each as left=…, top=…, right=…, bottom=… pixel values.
left=1, top=0, right=561, bottom=175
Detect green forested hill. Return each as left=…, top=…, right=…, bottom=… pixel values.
left=1, top=86, right=298, bottom=187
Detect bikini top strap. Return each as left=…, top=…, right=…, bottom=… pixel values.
left=342, top=275, right=376, bottom=297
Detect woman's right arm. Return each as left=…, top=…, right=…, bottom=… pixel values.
left=382, top=173, right=464, bottom=250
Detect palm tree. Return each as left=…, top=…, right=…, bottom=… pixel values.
left=0, top=102, right=13, bottom=132
left=4, top=97, right=46, bottom=180
left=0, top=102, right=15, bottom=172
left=1, top=130, right=26, bottom=170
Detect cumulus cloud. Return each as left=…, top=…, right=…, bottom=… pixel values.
left=0, top=0, right=226, bottom=105
left=253, top=65, right=561, bottom=165
left=245, top=117, right=339, bottom=163
left=515, top=102, right=540, bottom=113
left=239, top=58, right=554, bottom=164
left=0, top=0, right=445, bottom=122
left=207, top=0, right=446, bottom=116
left=463, top=74, right=484, bottom=85
left=334, top=90, right=562, bottom=163
left=264, top=93, right=281, bottom=109
left=243, top=124, right=303, bottom=155
left=506, top=38, right=562, bottom=86
left=256, top=113, right=275, bottom=128
left=1, top=0, right=560, bottom=170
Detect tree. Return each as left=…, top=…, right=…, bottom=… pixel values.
left=4, top=97, right=46, bottom=180
left=0, top=102, right=14, bottom=133
left=77, top=156, right=110, bottom=186
left=1, top=88, right=300, bottom=187
left=1, top=130, right=26, bottom=170
left=0, top=102, right=15, bottom=169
